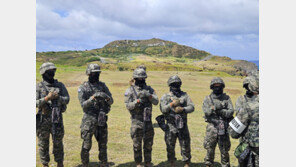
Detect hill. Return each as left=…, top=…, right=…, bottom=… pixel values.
left=36, top=38, right=258, bottom=76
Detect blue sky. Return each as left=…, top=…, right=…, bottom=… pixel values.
left=37, top=0, right=259, bottom=60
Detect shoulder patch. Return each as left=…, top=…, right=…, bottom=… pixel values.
left=124, top=89, right=129, bottom=96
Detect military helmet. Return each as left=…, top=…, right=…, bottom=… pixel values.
left=40, top=62, right=57, bottom=75
left=133, top=68, right=147, bottom=79
left=248, top=76, right=259, bottom=94
left=136, top=65, right=146, bottom=71
left=167, top=75, right=182, bottom=86
left=86, top=64, right=101, bottom=75
left=210, top=77, right=225, bottom=89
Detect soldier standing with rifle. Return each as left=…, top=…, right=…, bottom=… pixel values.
left=36, top=62, right=70, bottom=167
left=159, top=75, right=195, bottom=167
left=229, top=75, right=259, bottom=167
left=203, top=77, right=234, bottom=167
left=78, top=64, right=113, bottom=167
left=124, top=68, right=159, bottom=167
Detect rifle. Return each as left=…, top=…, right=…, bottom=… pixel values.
left=50, top=88, right=63, bottom=142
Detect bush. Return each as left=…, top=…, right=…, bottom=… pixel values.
left=85, top=57, right=101, bottom=63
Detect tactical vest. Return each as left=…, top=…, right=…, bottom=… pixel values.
left=243, top=97, right=259, bottom=147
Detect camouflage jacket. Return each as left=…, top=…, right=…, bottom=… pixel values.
left=160, top=91, right=194, bottom=132
left=78, top=81, right=113, bottom=115
left=124, top=84, right=158, bottom=120
left=36, top=80, right=70, bottom=114
left=203, top=93, right=234, bottom=123
left=229, top=95, right=259, bottom=147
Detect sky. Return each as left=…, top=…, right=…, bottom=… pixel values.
left=36, top=0, right=259, bottom=60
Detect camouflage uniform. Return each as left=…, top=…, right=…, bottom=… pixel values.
left=229, top=76, right=259, bottom=167
left=36, top=62, right=70, bottom=166
left=160, top=75, right=195, bottom=164
left=124, top=68, right=159, bottom=165
left=78, top=64, right=114, bottom=166
left=203, top=77, right=234, bottom=167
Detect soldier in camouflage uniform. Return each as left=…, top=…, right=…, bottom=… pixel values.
left=229, top=75, right=259, bottom=167
left=160, top=75, right=195, bottom=167
left=36, top=62, right=70, bottom=167
left=124, top=68, right=159, bottom=167
left=78, top=64, right=114, bottom=167
left=203, top=77, right=234, bottom=167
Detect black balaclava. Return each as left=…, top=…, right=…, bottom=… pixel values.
left=244, top=84, right=254, bottom=98
left=135, top=78, right=146, bottom=88
left=170, top=82, right=182, bottom=97
left=212, top=85, right=224, bottom=95
left=89, top=72, right=100, bottom=83
left=42, top=69, right=55, bottom=84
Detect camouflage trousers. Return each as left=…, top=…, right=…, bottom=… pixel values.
left=204, top=123, right=231, bottom=167
left=238, top=147, right=259, bottom=167
left=130, top=120, right=155, bottom=163
left=36, top=115, right=64, bottom=165
left=165, top=124, right=191, bottom=162
left=80, top=114, right=108, bottom=165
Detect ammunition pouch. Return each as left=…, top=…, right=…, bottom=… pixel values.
left=175, top=114, right=184, bottom=129
left=217, top=120, right=225, bottom=135
left=143, top=107, right=152, bottom=122
left=98, top=112, right=107, bottom=127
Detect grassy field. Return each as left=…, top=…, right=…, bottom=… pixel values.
left=36, top=68, right=245, bottom=167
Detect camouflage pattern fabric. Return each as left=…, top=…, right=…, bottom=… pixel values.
left=202, top=93, right=234, bottom=167
left=124, top=84, right=159, bottom=163
left=78, top=81, right=113, bottom=165
left=229, top=95, right=259, bottom=167
left=36, top=80, right=69, bottom=165
left=160, top=92, right=195, bottom=162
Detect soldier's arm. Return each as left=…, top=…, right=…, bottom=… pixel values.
left=36, top=84, right=47, bottom=108
left=160, top=94, right=173, bottom=114
left=183, top=94, right=195, bottom=113
left=58, top=82, right=70, bottom=105
left=124, top=88, right=138, bottom=112
left=235, top=96, right=244, bottom=115
left=202, top=96, right=213, bottom=117
left=149, top=87, right=159, bottom=105
left=78, top=85, right=94, bottom=109
left=102, top=83, right=114, bottom=105
left=229, top=107, right=250, bottom=139
left=220, top=96, right=234, bottom=118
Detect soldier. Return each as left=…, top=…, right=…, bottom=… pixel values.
left=203, top=77, right=234, bottom=167
left=229, top=75, right=259, bottom=167
left=36, top=62, right=70, bottom=167
left=78, top=64, right=114, bottom=167
left=159, top=75, right=195, bottom=167
left=124, top=68, right=159, bottom=167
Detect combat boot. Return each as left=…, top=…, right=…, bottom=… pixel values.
left=136, top=162, right=142, bottom=167
left=170, top=161, right=176, bottom=167
left=57, top=162, right=64, bottom=167
left=82, top=163, right=88, bottom=167
left=42, top=164, right=49, bottom=167
left=144, top=162, right=152, bottom=167
left=100, top=161, right=109, bottom=167
left=184, top=162, right=190, bottom=167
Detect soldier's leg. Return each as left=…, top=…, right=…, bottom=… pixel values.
left=251, top=147, right=259, bottom=167
left=131, top=126, right=144, bottom=163
left=80, top=119, right=95, bottom=165
left=143, top=124, right=155, bottom=163
left=217, top=135, right=231, bottom=167
left=95, top=124, right=108, bottom=163
left=52, top=124, right=65, bottom=163
left=204, top=124, right=218, bottom=167
left=165, top=130, right=177, bottom=162
left=178, top=126, right=191, bottom=163
left=37, top=118, right=51, bottom=166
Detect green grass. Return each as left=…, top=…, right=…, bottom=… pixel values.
left=36, top=69, right=244, bottom=167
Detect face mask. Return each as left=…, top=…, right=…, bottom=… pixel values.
left=212, top=86, right=223, bottom=95
left=42, top=70, right=55, bottom=84
left=170, top=83, right=182, bottom=97
left=89, top=72, right=100, bottom=83
left=135, top=78, right=146, bottom=88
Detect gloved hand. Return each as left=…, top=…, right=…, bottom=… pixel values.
left=175, top=106, right=184, bottom=113
left=213, top=102, right=224, bottom=110
left=45, top=92, right=54, bottom=101
left=170, top=98, right=180, bottom=108
left=94, top=92, right=110, bottom=101
left=52, top=91, right=59, bottom=99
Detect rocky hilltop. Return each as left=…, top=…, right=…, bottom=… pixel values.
left=36, top=38, right=258, bottom=76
